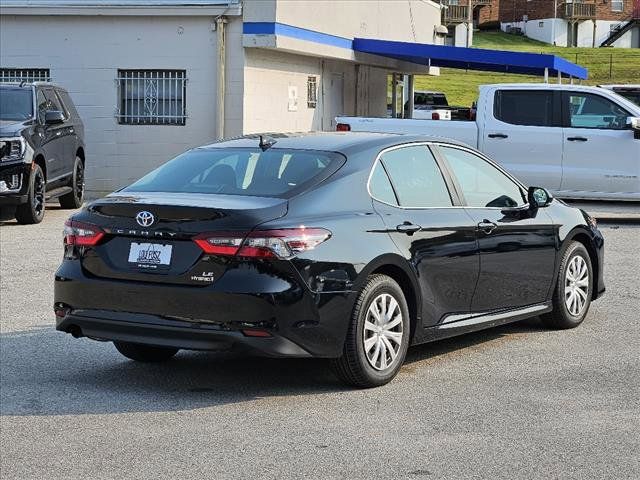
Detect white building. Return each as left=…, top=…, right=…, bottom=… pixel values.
left=0, top=0, right=443, bottom=197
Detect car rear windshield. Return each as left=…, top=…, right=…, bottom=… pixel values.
left=0, top=88, right=33, bottom=121
left=123, top=147, right=345, bottom=198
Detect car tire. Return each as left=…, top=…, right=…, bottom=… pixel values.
left=330, top=274, right=410, bottom=388
left=541, top=241, right=593, bottom=330
left=113, top=341, right=179, bottom=362
left=15, top=163, right=46, bottom=224
left=59, top=156, right=84, bottom=209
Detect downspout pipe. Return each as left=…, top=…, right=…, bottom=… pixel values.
left=216, top=16, right=227, bottom=140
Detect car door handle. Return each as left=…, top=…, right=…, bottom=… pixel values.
left=567, top=136, right=588, bottom=142
left=477, top=220, right=498, bottom=234
left=396, top=223, right=422, bottom=235
left=488, top=133, right=508, bottom=139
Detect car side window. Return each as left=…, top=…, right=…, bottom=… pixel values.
left=494, top=90, right=558, bottom=127
left=439, top=146, right=525, bottom=208
left=369, top=161, right=398, bottom=206
left=379, top=145, right=452, bottom=208
left=567, top=92, right=629, bottom=130
left=43, top=89, right=66, bottom=119
left=36, top=89, right=48, bottom=123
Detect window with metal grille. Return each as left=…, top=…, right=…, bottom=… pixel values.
left=307, top=76, right=318, bottom=109
left=0, top=68, right=51, bottom=83
left=611, top=0, right=624, bottom=12
left=116, top=70, right=187, bottom=125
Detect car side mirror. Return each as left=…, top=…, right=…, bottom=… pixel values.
left=627, top=116, right=640, bottom=139
left=528, top=186, right=552, bottom=209
left=45, top=110, right=65, bottom=125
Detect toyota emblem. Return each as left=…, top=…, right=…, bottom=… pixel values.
left=135, top=211, right=155, bottom=227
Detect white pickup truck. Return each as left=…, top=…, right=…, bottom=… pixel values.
left=337, top=83, right=640, bottom=201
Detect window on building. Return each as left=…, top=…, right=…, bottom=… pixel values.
left=0, top=68, right=50, bottom=83
left=494, top=90, right=559, bottom=127
left=116, top=69, right=187, bottom=125
left=611, top=0, right=624, bottom=12
left=307, top=76, right=318, bottom=109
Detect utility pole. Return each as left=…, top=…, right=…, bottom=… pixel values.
left=552, top=0, right=558, bottom=45
left=467, top=0, right=473, bottom=47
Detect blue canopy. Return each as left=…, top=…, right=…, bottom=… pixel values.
left=353, top=38, right=588, bottom=79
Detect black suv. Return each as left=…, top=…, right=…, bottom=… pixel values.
left=0, top=82, right=85, bottom=224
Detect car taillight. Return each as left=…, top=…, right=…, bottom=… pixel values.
left=63, top=220, right=105, bottom=246
left=336, top=123, right=351, bottom=132
left=194, top=228, right=331, bottom=259
left=431, top=112, right=440, bottom=120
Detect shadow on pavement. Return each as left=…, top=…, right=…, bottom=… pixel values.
left=0, top=317, right=546, bottom=417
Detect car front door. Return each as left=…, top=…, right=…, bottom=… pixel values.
left=480, top=88, right=564, bottom=191
left=436, top=144, right=557, bottom=312
left=34, top=89, right=63, bottom=181
left=369, top=143, right=480, bottom=328
left=561, top=91, right=640, bottom=198
left=42, top=88, right=73, bottom=179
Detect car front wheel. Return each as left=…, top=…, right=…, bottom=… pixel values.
left=330, top=274, right=410, bottom=388
left=541, top=241, right=593, bottom=329
left=15, top=163, right=45, bottom=224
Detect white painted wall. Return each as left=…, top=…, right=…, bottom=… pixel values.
left=501, top=18, right=639, bottom=48
left=242, top=48, right=387, bottom=134
left=0, top=14, right=221, bottom=196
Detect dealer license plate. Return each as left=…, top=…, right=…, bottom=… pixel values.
left=128, top=242, right=173, bottom=267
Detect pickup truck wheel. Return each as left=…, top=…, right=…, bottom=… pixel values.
left=59, top=156, right=84, bottom=209
left=15, top=164, right=45, bottom=224
left=541, top=241, right=593, bottom=330
left=113, top=341, right=179, bottom=362
left=330, top=274, right=410, bottom=388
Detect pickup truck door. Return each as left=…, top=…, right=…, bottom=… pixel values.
left=436, top=145, right=557, bottom=311
left=480, top=89, right=563, bottom=191
left=561, top=91, right=640, bottom=197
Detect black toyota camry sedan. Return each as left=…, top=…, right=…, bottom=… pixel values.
left=55, top=133, right=605, bottom=387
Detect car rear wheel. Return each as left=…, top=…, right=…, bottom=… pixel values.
left=330, top=274, right=410, bottom=388
left=113, top=341, right=179, bottom=362
left=15, top=164, right=45, bottom=224
left=59, top=156, right=84, bottom=209
left=541, top=241, right=593, bottom=330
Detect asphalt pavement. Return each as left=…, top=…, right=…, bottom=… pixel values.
left=1, top=206, right=639, bottom=479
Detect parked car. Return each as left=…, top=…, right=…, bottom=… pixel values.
left=599, top=84, right=640, bottom=107
left=55, top=133, right=605, bottom=388
left=0, top=82, right=85, bottom=224
left=406, top=90, right=452, bottom=120
left=337, top=83, right=640, bottom=201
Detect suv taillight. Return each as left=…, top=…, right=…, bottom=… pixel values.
left=194, top=228, right=331, bottom=259
left=336, top=123, right=351, bottom=132
left=64, top=220, right=105, bottom=246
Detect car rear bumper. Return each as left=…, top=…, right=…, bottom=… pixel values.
left=54, top=260, right=354, bottom=358
left=56, top=310, right=314, bottom=357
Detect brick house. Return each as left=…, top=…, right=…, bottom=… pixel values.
left=499, top=0, right=640, bottom=47
left=437, top=0, right=499, bottom=46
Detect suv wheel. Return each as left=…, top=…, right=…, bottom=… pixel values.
left=330, top=274, right=410, bottom=388
left=15, top=163, right=46, bottom=224
left=541, top=241, right=593, bottom=329
left=59, top=156, right=84, bottom=209
left=114, top=341, right=179, bottom=362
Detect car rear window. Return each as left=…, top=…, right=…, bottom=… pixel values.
left=123, top=148, right=345, bottom=198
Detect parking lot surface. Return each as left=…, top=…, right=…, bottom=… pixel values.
left=1, top=207, right=639, bottom=479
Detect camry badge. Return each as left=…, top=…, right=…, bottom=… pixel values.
left=135, top=211, right=155, bottom=227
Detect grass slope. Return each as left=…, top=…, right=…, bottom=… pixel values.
left=414, top=31, right=640, bottom=106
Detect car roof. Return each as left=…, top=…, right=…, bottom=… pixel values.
left=198, top=132, right=470, bottom=154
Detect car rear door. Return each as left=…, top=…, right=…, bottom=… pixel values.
left=561, top=90, right=640, bottom=198
left=480, top=88, right=563, bottom=191
left=369, top=143, right=480, bottom=327
left=436, top=144, right=557, bottom=312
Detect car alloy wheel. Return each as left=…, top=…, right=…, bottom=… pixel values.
left=363, top=293, right=404, bottom=371
left=564, top=255, right=589, bottom=317
left=33, top=167, right=45, bottom=217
